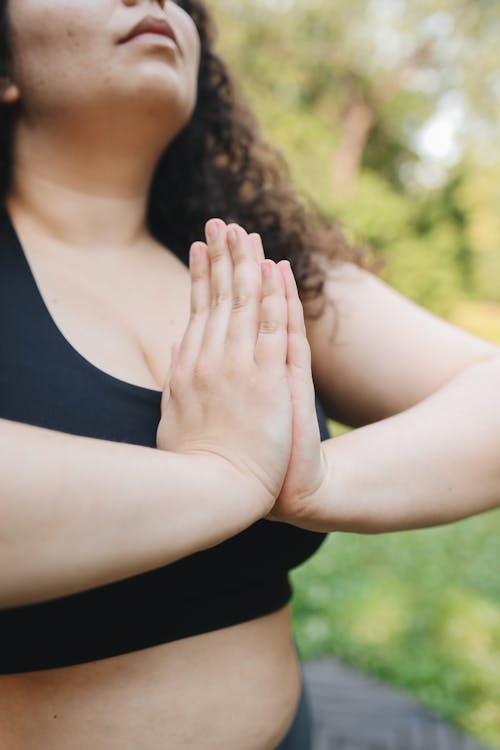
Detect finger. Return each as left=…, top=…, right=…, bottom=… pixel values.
left=278, top=260, right=306, bottom=330
left=171, top=340, right=181, bottom=373
left=199, top=218, right=233, bottom=357
left=161, top=340, right=181, bottom=400
left=254, top=260, right=288, bottom=370
left=278, top=260, right=311, bottom=374
left=225, top=225, right=262, bottom=360
left=176, top=242, right=210, bottom=372
left=249, top=233, right=265, bottom=263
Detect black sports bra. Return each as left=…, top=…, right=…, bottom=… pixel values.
left=0, top=203, right=329, bottom=674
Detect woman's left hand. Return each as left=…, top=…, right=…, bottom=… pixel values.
left=249, top=235, right=330, bottom=528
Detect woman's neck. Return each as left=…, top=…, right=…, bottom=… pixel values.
left=6, top=117, right=169, bottom=250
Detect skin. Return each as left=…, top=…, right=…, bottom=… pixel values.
left=1, top=0, right=499, bottom=747
left=0, top=1, right=303, bottom=748
left=2, top=0, right=199, bottom=247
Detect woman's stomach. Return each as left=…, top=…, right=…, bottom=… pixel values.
left=0, top=602, right=301, bottom=750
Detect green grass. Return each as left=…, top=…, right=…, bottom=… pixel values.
left=290, top=415, right=500, bottom=747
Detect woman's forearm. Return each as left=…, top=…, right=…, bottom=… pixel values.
left=310, top=355, right=500, bottom=533
left=0, top=418, right=269, bottom=608
left=0, top=225, right=296, bottom=609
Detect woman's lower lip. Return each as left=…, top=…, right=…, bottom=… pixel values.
left=125, top=33, right=177, bottom=49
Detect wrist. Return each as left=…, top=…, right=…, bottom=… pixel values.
left=299, top=436, right=389, bottom=534
left=288, top=442, right=337, bottom=532
left=181, top=451, right=277, bottom=522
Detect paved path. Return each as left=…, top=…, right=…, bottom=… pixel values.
left=302, top=659, right=498, bottom=750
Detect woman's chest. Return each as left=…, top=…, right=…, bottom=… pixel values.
left=19, top=240, right=192, bottom=393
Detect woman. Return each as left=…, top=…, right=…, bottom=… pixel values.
left=0, top=1, right=499, bottom=749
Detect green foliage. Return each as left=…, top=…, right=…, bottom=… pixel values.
left=337, top=171, right=474, bottom=315
left=290, top=513, right=500, bottom=746
left=211, top=0, right=500, bottom=313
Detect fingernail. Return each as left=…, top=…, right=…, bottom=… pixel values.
left=206, top=220, right=219, bottom=242
left=227, top=228, right=238, bottom=249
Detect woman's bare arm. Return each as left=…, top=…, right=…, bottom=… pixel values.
left=292, top=355, right=500, bottom=533
left=263, top=262, right=500, bottom=532
left=303, top=262, right=500, bottom=530
left=0, top=417, right=269, bottom=608
left=307, top=260, right=500, bottom=427
left=0, top=221, right=293, bottom=608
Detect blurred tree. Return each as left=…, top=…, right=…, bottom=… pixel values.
left=212, top=0, right=499, bottom=192
left=209, top=0, right=500, bottom=312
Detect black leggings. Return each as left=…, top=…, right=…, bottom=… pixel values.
left=274, top=659, right=313, bottom=749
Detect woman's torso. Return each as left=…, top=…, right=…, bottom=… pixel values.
left=0, top=605, right=301, bottom=750
left=0, top=213, right=303, bottom=749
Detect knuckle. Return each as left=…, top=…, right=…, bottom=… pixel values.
left=189, top=304, right=207, bottom=325
left=232, top=290, right=252, bottom=311
left=191, top=273, right=205, bottom=286
left=192, top=359, right=212, bottom=388
left=208, top=245, right=227, bottom=263
left=230, top=242, right=248, bottom=261
left=191, top=264, right=208, bottom=282
left=259, top=318, right=281, bottom=335
left=210, top=291, right=231, bottom=309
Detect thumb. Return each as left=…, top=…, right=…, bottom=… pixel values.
left=162, top=340, right=181, bottom=404
left=170, top=340, right=182, bottom=373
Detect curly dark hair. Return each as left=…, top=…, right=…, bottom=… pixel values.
left=0, top=0, right=378, bottom=318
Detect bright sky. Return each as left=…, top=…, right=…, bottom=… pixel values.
left=416, top=96, right=464, bottom=164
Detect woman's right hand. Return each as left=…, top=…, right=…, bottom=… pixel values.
left=156, top=219, right=292, bottom=514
